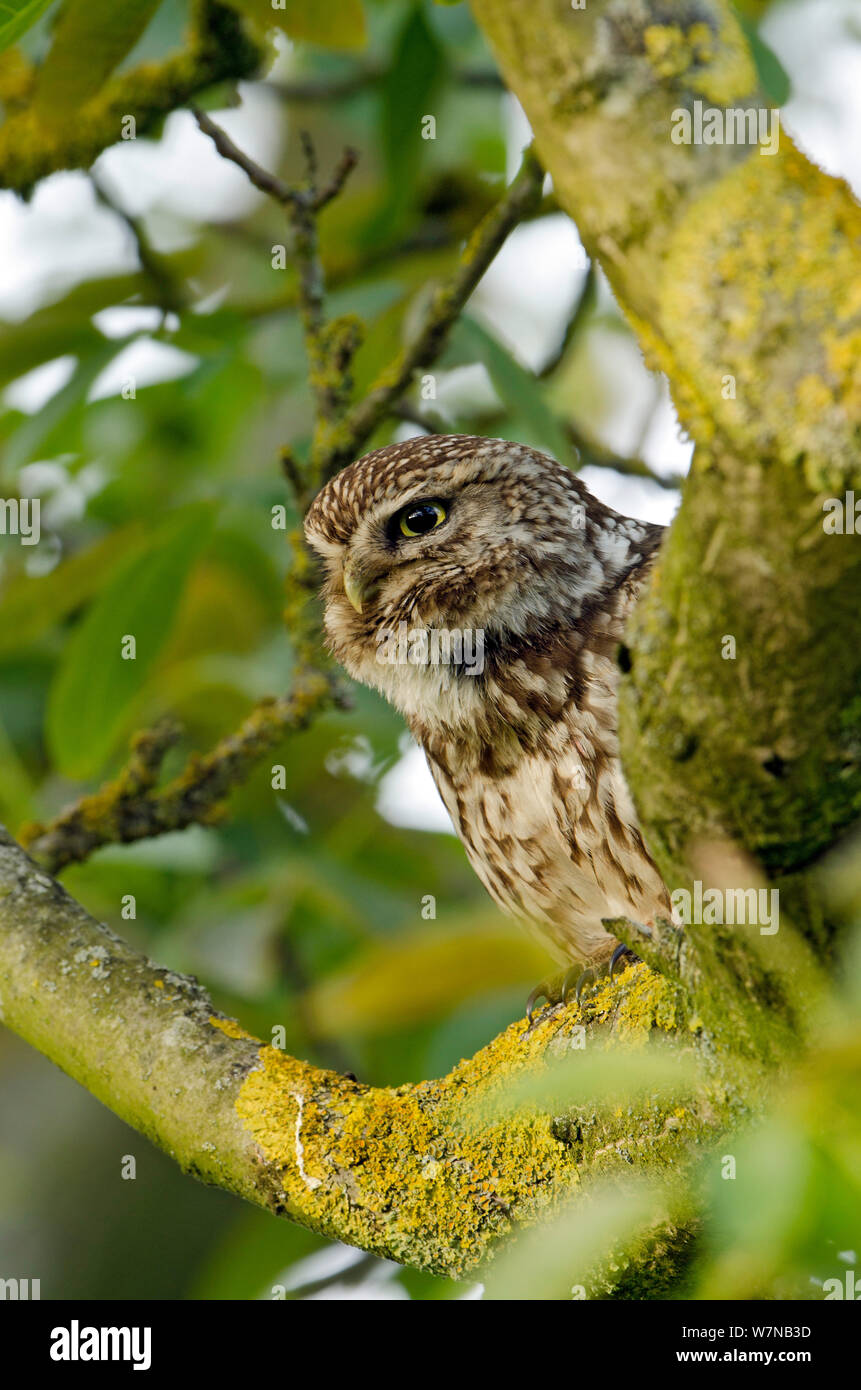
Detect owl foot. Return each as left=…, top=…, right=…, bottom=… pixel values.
left=526, top=946, right=643, bottom=1023
left=525, top=978, right=562, bottom=1025
left=565, top=964, right=594, bottom=1005
left=525, top=963, right=600, bottom=1022
left=566, top=946, right=642, bottom=1004
left=609, top=943, right=641, bottom=979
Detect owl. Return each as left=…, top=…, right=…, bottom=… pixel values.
left=304, top=434, right=671, bottom=1006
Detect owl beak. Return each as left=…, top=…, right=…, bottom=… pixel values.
left=342, top=557, right=376, bottom=614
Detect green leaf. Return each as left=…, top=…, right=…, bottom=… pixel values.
left=735, top=12, right=790, bottom=105
left=484, top=1177, right=667, bottom=1300
left=1, top=337, right=125, bottom=481
left=0, top=705, right=36, bottom=824
left=306, top=917, right=547, bottom=1037
left=46, top=503, right=215, bottom=778
left=381, top=5, right=445, bottom=196
left=0, top=274, right=154, bottom=388
left=0, top=522, right=146, bottom=657
left=0, top=0, right=57, bottom=56
left=452, top=315, right=573, bottom=464
left=34, top=0, right=164, bottom=115
left=228, top=0, right=366, bottom=52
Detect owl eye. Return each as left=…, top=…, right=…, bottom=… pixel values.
left=396, top=499, right=448, bottom=538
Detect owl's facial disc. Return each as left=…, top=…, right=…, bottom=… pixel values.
left=303, top=436, right=662, bottom=714
left=341, top=497, right=451, bottom=612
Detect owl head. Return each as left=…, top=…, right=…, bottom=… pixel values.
left=303, top=434, right=658, bottom=724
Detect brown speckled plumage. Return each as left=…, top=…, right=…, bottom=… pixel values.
left=305, top=435, right=670, bottom=968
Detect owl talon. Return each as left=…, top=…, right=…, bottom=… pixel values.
left=527, top=952, right=633, bottom=1023
left=525, top=971, right=571, bottom=1024
left=567, top=965, right=595, bottom=1005
left=525, top=983, right=551, bottom=1025
left=609, top=943, right=641, bottom=979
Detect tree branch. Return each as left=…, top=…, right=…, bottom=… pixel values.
left=0, top=1, right=264, bottom=195
left=21, top=669, right=334, bottom=875
left=0, top=822, right=723, bottom=1280
left=319, top=146, right=546, bottom=479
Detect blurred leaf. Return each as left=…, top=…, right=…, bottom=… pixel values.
left=697, top=1117, right=812, bottom=1297
left=0, top=0, right=56, bottom=55
left=422, top=986, right=532, bottom=1079
left=484, top=1177, right=667, bottom=1300
left=0, top=273, right=155, bottom=386
left=0, top=704, right=35, bottom=822
left=472, top=1038, right=702, bottom=1123
left=452, top=315, right=572, bottom=463
left=1, top=337, right=126, bottom=478
left=381, top=5, right=446, bottom=203
left=191, top=1205, right=327, bottom=1300
left=34, top=0, right=164, bottom=117
left=46, top=502, right=215, bottom=777
left=735, top=11, right=791, bottom=105
left=229, top=0, right=366, bottom=51
left=306, top=918, right=547, bottom=1037
left=0, top=521, right=145, bottom=656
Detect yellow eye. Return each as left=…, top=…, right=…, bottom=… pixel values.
left=398, top=500, right=447, bottom=538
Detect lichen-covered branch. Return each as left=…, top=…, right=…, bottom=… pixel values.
left=20, top=668, right=334, bottom=875
left=470, top=0, right=861, bottom=977
left=0, top=823, right=731, bottom=1279
left=0, top=1, right=264, bottom=195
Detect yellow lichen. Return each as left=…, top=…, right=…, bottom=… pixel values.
left=209, top=1014, right=261, bottom=1043
left=225, top=964, right=701, bottom=1276
left=642, top=15, right=753, bottom=104
left=660, top=142, right=861, bottom=490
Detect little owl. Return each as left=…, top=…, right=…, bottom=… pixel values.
left=304, top=434, right=671, bottom=1007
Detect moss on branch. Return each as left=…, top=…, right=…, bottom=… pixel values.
left=0, top=0, right=264, bottom=195
left=0, top=824, right=742, bottom=1280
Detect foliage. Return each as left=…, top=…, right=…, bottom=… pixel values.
left=0, top=0, right=857, bottom=1304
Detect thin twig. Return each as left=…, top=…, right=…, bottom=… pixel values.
left=312, top=144, right=359, bottom=211
left=392, top=401, right=683, bottom=492
left=192, top=106, right=297, bottom=205
left=21, top=669, right=336, bottom=875
left=568, top=422, right=685, bottom=491
left=192, top=108, right=361, bottom=487
left=319, top=146, right=546, bottom=479
left=90, top=172, right=184, bottom=321
left=539, top=262, right=596, bottom=379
